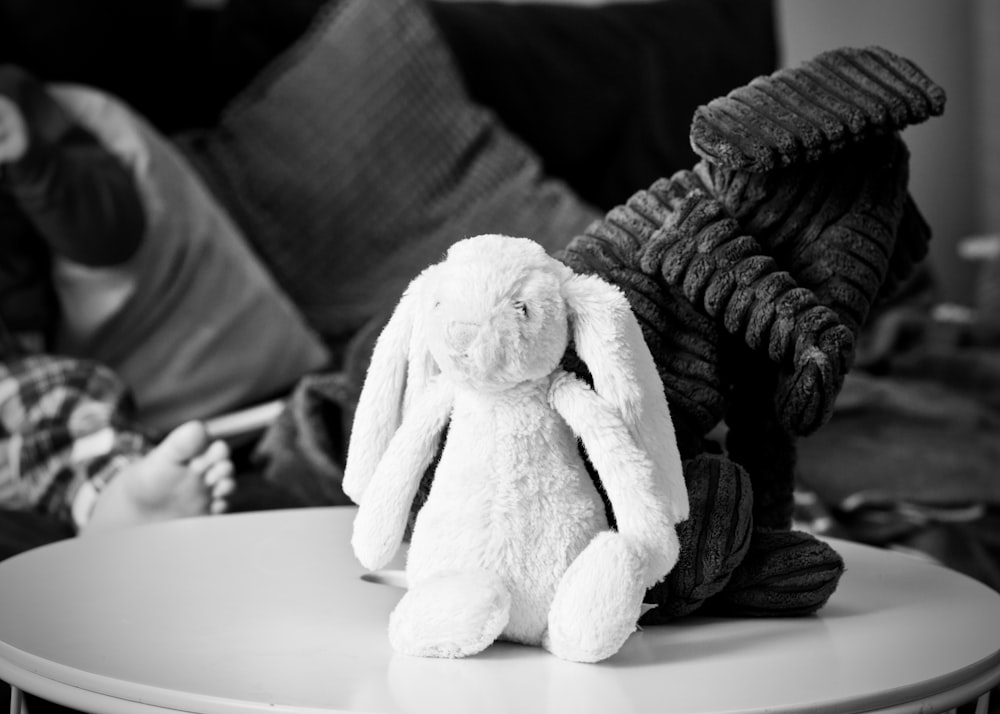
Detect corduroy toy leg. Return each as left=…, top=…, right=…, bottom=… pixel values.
left=709, top=351, right=845, bottom=617
left=388, top=569, right=510, bottom=659
left=543, top=531, right=647, bottom=663
left=641, top=454, right=754, bottom=623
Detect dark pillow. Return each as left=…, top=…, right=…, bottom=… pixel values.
left=428, top=0, right=779, bottom=209
left=180, top=0, right=599, bottom=354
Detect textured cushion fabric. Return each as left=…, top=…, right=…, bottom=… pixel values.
left=49, top=86, right=331, bottom=433
left=428, top=0, right=778, bottom=211
left=179, top=0, right=600, bottom=355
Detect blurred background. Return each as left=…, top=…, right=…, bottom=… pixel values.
left=3, top=0, right=995, bottom=308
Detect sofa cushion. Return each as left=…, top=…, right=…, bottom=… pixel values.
left=428, top=0, right=778, bottom=210
left=179, top=0, right=599, bottom=354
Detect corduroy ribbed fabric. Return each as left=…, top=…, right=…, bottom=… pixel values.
left=706, top=529, right=845, bottom=617
left=641, top=454, right=754, bottom=623
left=689, top=46, right=946, bottom=173
left=560, top=172, right=855, bottom=439
left=696, top=133, right=913, bottom=335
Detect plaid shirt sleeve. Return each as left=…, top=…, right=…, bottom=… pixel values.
left=0, top=355, right=151, bottom=529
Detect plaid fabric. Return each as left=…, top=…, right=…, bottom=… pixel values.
left=0, top=355, right=151, bottom=527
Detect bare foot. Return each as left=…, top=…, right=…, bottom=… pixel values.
left=84, top=421, right=235, bottom=533
left=0, top=95, right=28, bottom=164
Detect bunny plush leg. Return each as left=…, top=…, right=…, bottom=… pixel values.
left=390, top=569, right=511, bottom=659
left=544, top=531, right=646, bottom=663
left=545, top=373, right=681, bottom=662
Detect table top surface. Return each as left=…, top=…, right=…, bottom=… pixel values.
left=1, top=506, right=999, bottom=714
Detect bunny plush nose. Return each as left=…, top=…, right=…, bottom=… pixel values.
left=446, top=320, right=479, bottom=352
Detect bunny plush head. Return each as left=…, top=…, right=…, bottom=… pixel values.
left=345, top=234, right=687, bottom=525
left=422, top=235, right=572, bottom=392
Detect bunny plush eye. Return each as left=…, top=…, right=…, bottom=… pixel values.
left=513, top=300, right=529, bottom=319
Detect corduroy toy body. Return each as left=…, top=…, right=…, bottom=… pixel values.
left=344, top=234, right=688, bottom=663
left=560, top=46, right=947, bottom=620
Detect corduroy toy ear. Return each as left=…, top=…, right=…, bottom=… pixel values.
left=563, top=273, right=689, bottom=525
left=343, top=268, right=439, bottom=503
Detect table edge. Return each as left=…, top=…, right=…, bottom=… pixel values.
left=3, top=615, right=1000, bottom=714
left=2, top=514, right=1000, bottom=714
left=0, top=640, right=351, bottom=714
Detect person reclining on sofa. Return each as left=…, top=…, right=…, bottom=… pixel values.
left=0, top=62, right=341, bottom=550
left=0, top=65, right=254, bottom=539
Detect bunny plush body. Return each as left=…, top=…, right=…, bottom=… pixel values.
left=343, top=234, right=688, bottom=663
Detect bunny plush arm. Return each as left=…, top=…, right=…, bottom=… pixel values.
left=549, top=370, right=680, bottom=588
left=562, top=273, right=689, bottom=525
left=351, top=377, right=453, bottom=570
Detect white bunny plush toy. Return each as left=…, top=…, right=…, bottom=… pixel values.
left=343, top=234, right=688, bottom=663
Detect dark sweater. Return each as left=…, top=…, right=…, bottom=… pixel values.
left=0, top=65, right=145, bottom=354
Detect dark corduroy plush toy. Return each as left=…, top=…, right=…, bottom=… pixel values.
left=559, top=46, right=946, bottom=621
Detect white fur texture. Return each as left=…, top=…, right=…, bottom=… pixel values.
left=389, top=570, right=511, bottom=658
left=544, top=531, right=647, bottom=662
left=344, top=234, right=687, bottom=662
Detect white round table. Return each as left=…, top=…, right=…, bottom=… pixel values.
left=0, top=507, right=998, bottom=714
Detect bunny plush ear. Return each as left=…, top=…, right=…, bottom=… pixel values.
left=563, top=274, right=689, bottom=525
left=343, top=267, right=440, bottom=503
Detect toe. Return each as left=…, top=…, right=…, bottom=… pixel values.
left=204, top=459, right=234, bottom=489
left=158, top=421, right=211, bottom=463
left=208, top=467, right=235, bottom=500
left=203, top=440, right=231, bottom=465
left=189, top=440, right=231, bottom=475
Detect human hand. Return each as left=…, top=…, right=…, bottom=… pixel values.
left=0, top=95, right=28, bottom=164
